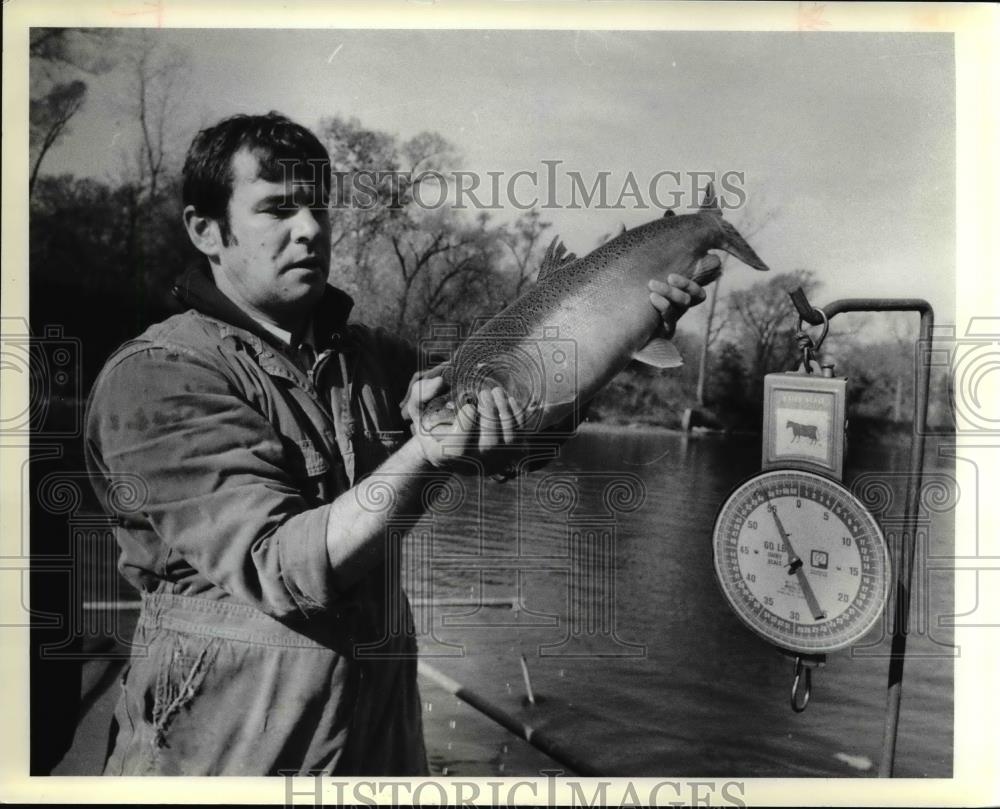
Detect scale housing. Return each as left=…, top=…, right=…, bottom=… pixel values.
left=762, top=372, right=847, bottom=480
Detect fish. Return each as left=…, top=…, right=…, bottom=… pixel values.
left=418, top=183, right=769, bottom=436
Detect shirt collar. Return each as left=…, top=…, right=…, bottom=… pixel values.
left=252, top=317, right=316, bottom=353
left=172, top=266, right=354, bottom=353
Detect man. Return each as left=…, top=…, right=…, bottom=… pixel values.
left=84, top=112, right=709, bottom=776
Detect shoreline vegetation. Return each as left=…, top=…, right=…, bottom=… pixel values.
left=579, top=408, right=952, bottom=445
left=577, top=416, right=954, bottom=446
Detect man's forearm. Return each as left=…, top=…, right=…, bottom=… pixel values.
left=324, top=437, right=437, bottom=592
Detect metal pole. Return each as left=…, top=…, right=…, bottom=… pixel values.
left=790, top=293, right=935, bottom=778
left=696, top=274, right=721, bottom=406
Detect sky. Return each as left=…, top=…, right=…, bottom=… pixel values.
left=41, top=28, right=956, bottom=338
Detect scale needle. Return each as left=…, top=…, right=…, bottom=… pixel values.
left=768, top=500, right=826, bottom=621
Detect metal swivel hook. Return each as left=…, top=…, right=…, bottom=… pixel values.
left=790, top=656, right=812, bottom=713
left=795, top=309, right=829, bottom=373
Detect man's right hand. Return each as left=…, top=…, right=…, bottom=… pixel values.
left=403, top=375, right=526, bottom=473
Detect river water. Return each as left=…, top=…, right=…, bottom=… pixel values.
left=404, top=426, right=955, bottom=778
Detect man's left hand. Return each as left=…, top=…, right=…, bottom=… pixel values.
left=647, top=254, right=718, bottom=338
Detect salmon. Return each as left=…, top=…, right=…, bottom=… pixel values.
left=420, top=183, right=768, bottom=435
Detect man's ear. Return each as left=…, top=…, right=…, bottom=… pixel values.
left=183, top=205, right=223, bottom=257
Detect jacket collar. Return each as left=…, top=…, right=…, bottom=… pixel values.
left=172, top=266, right=355, bottom=353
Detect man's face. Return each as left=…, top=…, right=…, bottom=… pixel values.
left=212, top=148, right=331, bottom=330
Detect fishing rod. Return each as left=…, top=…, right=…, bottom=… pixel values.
left=418, top=660, right=598, bottom=777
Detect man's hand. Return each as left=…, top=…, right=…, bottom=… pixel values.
left=647, top=254, right=718, bottom=338
left=403, top=375, right=526, bottom=473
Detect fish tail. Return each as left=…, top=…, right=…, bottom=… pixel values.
left=716, top=217, right=769, bottom=271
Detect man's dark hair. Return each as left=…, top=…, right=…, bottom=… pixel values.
left=182, top=111, right=331, bottom=243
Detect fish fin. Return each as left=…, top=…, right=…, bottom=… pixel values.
left=537, top=237, right=577, bottom=282
left=699, top=182, right=723, bottom=216
left=663, top=209, right=675, bottom=217
left=633, top=337, right=684, bottom=369
left=717, top=218, right=769, bottom=271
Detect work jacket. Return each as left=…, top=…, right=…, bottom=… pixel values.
left=84, top=268, right=427, bottom=775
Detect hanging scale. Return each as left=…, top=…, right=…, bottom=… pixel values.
left=711, top=311, right=890, bottom=712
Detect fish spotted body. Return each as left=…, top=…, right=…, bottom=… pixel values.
left=420, top=184, right=769, bottom=436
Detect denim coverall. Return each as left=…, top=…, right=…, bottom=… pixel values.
left=84, top=269, right=428, bottom=775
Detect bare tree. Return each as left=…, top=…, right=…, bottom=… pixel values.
left=387, top=211, right=499, bottom=335
left=728, top=269, right=821, bottom=383
left=320, top=115, right=412, bottom=285
left=497, top=209, right=551, bottom=300
left=317, top=117, right=508, bottom=336
left=100, top=35, right=192, bottom=318
left=28, top=29, right=119, bottom=197
left=29, top=80, right=87, bottom=195
left=695, top=203, right=779, bottom=405
left=413, top=212, right=506, bottom=332
left=319, top=117, right=461, bottom=304
left=121, top=34, right=190, bottom=203
left=30, top=29, right=117, bottom=72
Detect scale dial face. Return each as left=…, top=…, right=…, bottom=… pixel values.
left=712, top=468, right=890, bottom=654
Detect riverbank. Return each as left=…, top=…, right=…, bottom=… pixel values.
left=578, top=418, right=761, bottom=438
left=578, top=414, right=952, bottom=446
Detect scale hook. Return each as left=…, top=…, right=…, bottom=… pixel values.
left=791, top=656, right=812, bottom=713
